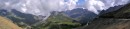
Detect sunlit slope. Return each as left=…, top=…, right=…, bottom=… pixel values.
left=32, top=13, right=81, bottom=29
left=0, top=16, right=22, bottom=29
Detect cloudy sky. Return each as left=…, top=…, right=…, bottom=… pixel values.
left=0, top=0, right=130, bottom=19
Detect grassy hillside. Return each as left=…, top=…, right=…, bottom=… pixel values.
left=0, top=16, right=22, bottom=29
left=32, top=13, right=81, bottom=29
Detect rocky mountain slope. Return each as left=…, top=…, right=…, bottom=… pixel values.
left=0, top=3, right=130, bottom=29
left=64, top=5, right=124, bottom=25
left=75, top=3, right=130, bottom=29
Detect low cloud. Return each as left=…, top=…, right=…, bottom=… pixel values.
left=0, top=0, right=78, bottom=19
left=84, top=0, right=130, bottom=14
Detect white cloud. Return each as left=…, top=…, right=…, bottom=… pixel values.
left=0, top=0, right=78, bottom=19
left=0, top=0, right=130, bottom=20
left=84, top=0, right=130, bottom=14
left=65, top=0, right=78, bottom=10
left=0, top=0, right=77, bottom=16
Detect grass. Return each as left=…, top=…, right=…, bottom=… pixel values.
left=0, top=16, right=22, bottom=29
left=32, top=13, right=81, bottom=29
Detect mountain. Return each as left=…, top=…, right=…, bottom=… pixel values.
left=74, top=3, right=130, bottom=29
left=99, top=3, right=130, bottom=18
left=0, top=16, right=22, bottom=29
left=0, top=9, right=82, bottom=29
left=64, top=5, right=123, bottom=25
left=31, top=12, right=81, bottom=29
left=0, top=3, right=129, bottom=29
left=0, top=9, right=44, bottom=28
left=64, top=8, right=97, bottom=25
left=100, top=5, right=124, bottom=15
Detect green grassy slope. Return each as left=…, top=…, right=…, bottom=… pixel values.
left=32, top=13, right=81, bottom=29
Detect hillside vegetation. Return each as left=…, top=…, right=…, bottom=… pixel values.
left=0, top=16, right=22, bottom=29
left=32, top=13, right=81, bottom=29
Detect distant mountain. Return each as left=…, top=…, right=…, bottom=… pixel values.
left=64, top=8, right=97, bottom=25
left=0, top=9, right=45, bottom=28
left=64, top=5, right=125, bottom=25
left=0, top=9, right=10, bottom=16
left=100, top=5, right=124, bottom=15
left=11, top=9, right=41, bottom=25
left=0, top=9, right=82, bottom=29
left=0, top=3, right=128, bottom=29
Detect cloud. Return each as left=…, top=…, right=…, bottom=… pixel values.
left=0, top=0, right=130, bottom=20
left=0, top=0, right=78, bottom=19
left=65, top=0, right=78, bottom=10
left=84, top=0, right=130, bottom=14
